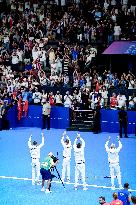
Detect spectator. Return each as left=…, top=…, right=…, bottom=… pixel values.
left=99, top=196, right=110, bottom=205
left=131, top=196, right=136, bottom=205
left=118, top=183, right=131, bottom=205
left=110, top=192, right=123, bottom=205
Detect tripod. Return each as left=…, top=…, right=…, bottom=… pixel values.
left=52, top=166, right=65, bottom=188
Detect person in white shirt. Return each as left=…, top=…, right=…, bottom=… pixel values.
left=73, top=133, right=88, bottom=191
left=105, top=136, right=123, bottom=190
left=117, top=93, right=126, bottom=109
left=32, top=87, right=42, bottom=104
left=114, top=23, right=121, bottom=41
left=64, top=91, right=72, bottom=108
left=55, top=91, right=63, bottom=106
left=61, top=131, right=72, bottom=182
left=28, top=132, right=45, bottom=185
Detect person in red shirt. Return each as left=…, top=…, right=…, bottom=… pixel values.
left=99, top=196, right=110, bottom=205
left=23, top=100, right=28, bottom=117
left=17, top=97, right=22, bottom=121
left=110, top=93, right=117, bottom=109
left=110, top=192, right=123, bottom=205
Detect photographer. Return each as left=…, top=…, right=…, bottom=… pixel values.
left=40, top=152, right=58, bottom=193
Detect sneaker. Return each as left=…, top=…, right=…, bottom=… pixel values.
left=83, top=187, right=88, bottom=191
left=41, top=187, right=45, bottom=192
left=45, top=189, right=51, bottom=193
left=67, top=179, right=70, bottom=183
left=35, top=180, right=41, bottom=185
left=111, top=185, right=115, bottom=190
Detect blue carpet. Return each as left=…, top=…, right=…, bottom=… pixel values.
left=0, top=128, right=135, bottom=205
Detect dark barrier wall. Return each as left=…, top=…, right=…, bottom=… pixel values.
left=7, top=105, right=70, bottom=129
left=101, top=109, right=136, bottom=134
left=7, top=106, right=136, bottom=133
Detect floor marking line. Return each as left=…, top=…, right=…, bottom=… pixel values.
left=0, top=175, right=136, bottom=192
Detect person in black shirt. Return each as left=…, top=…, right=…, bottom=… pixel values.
left=93, top=106, right=101, bottom=134
left=118, top=106, right=128, bottom=138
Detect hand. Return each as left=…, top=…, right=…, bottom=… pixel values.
left=117, top=136, right=120, bottom=141
left=77, top=133, right=80, bottom=139
left=108, top=136, right=111, bottom=141
left=63, top=131, right=66, bottom=136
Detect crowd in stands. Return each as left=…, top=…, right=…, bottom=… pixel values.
left=0, top=0, right=136, bottom=118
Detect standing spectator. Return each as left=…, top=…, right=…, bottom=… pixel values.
left=42, top=100, right=51, bottom=130
left=118, top=183, right=131, bottom=205
left=118, top=106, right=128, bottom=138
left=32, top=87, right=42, bottom=105
left=93, top=106, right=101, bottom=134
left=99, top=196, right=110, bottom=205
left=110, top=192, right=123, bottom=205
left=55, top=91, right=63, bottom=106
left=131, top=196, right=136, bottom=205
left=110, top=93, right=118, bottom=109
left=114, top=23, right=121, bottom=41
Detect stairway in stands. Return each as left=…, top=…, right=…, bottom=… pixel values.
left=67, top=109, right=94, bottom=132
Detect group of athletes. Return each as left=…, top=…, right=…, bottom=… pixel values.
left=28, top=131, right=123, bottom=193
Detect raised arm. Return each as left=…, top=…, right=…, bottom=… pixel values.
left=80, top=137, right=85, bottom=148
left=105, top=136, right=110, bottom=152
left=116, top=136, right=122, bottom=152
left=28, top=134, right=32, bottom=148
left=39, top=132, right=45, bottom=148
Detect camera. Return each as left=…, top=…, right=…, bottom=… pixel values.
left=51, top=155, right=59, bottom=163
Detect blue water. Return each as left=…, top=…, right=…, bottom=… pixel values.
left=0, top=128, right=135, bottom=205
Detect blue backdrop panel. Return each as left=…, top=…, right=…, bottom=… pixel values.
left=7, top=105, right=70, bottom=129
left=7, top=106, right=135, bottom=133
left=101, top=109, right=136, bottom=134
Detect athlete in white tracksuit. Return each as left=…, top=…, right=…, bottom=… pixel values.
left=28, top=133, right=45, bottom=185
left=105, top=136, right=123, bottom=190
left=61, top=131, right=72, bottom=182
left=73, top=133, right=88, bottom=191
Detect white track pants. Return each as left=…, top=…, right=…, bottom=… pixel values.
left=109, top=163, right=122, bottom=187
left=75, top=163, right=86, bottom=188
left=62, top=157, right=70, bottom=181
left=31, top=159, right=40, bottom=185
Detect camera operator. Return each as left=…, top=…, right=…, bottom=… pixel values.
left=40, top=152, right=58, bottom=193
